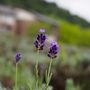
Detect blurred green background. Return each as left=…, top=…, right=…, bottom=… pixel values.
left=0, top=0, right=90, bottom=90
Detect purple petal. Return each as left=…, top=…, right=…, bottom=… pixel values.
left=48, top=41, right=59, bottom=59
left=15, top=52, right=22, bottom=63
left=39, top=29, right=45, bottom=33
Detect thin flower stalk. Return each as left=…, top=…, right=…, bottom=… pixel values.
left=34, top=29, right=47, bottom=89
left=15, top=63, right=18, bottom=90
left=15, top=52, right=21, bottom=90
left=35, top=50, right=39, bottom=89
left=45, top=59, right=53, bottom=90
left=45, top=41, right=59, bottom=90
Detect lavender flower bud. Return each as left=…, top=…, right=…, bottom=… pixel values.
left=34, top=29, right=47, bottom=50
left=15, top=52, right=22, bottom=63
left=48, top=41, right=59, bottom=59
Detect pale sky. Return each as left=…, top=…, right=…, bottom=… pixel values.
left=45, top=0, right=90, bottom=22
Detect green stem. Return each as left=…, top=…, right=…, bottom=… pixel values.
left=45, top=59, right=53, bottom=90
left=48, top=59, right=53, bottom=79
left=15, top=63, right=18, bottom=90
left=35, top=50, right=39, bottom=89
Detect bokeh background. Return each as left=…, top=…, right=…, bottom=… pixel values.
left=0, top=0, right=90, bottom=90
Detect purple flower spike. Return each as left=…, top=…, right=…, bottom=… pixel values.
left=34, top=29, right=47, bottom=50
left=48, top=41, right=59, bottom=59
left=15, top=52, right=22, bottom=63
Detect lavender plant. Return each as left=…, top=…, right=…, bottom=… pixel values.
left=13, top=29, right=59, bottom=90
left=15, top=52, right=22, bottom=90
left=34, top=29, right=59, bottom=90
left=45, top=41, right=59, bottom=90
left=34, top=29, right=47, bottom=89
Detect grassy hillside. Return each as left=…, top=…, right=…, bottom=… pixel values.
left=0, top=0, right=90, bottom=28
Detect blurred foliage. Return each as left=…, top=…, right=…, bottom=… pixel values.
left=60, top=20, right=90, bottom=46
left=0, top=32, right=90, bottom=90
left=27, top=21, right=52, bottom=37
left=27, top=21, right=90, bottom=47
left=66, top=79, right=76, bottom=90
left=66, top=79, right=81, bottom=90
left=0, top=0, right=90, bottom=28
